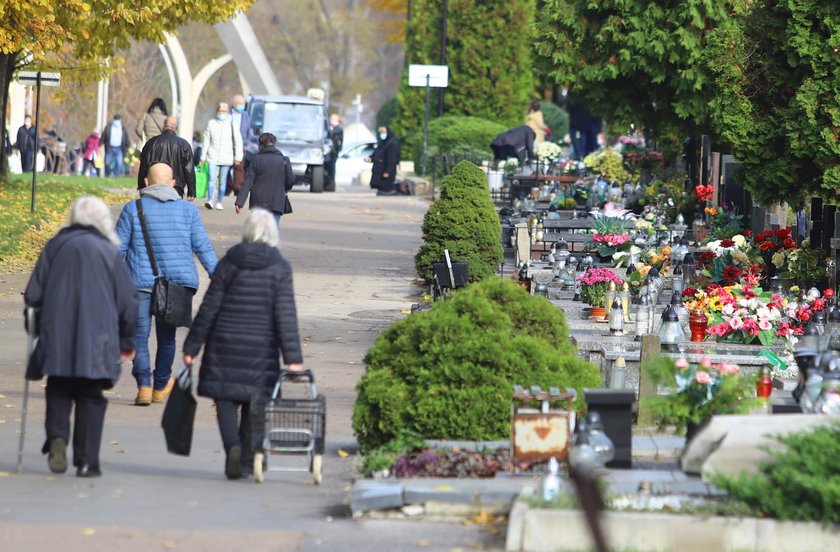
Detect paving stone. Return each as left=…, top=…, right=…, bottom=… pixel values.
left=349, top=480, right=404, bottom=516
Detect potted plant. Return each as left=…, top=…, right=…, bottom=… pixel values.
left=578, top=268, right=624, bottom=317
left=641, top=356, right=760, bottom=440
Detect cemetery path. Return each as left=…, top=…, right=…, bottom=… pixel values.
left=0, top=185, right=505, bottom=551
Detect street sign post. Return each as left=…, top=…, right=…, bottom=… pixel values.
left=16, top=72, right=61, bottom=213
left=408, top=65, right=449, bottom=177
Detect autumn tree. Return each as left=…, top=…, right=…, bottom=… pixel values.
left=395, top=0, right=535, bottom=135
left=705, top=0, right=840, bottom=205
left=0, top=0, right=252, bottom=176
left=533, top=0, right=735, bottom=146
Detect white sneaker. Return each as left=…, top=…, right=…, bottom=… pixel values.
left=215, top=202, right=224, bottom=210
left=205, top=201, right=214, bottom=210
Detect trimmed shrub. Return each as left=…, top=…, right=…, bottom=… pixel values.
left=711, top=424, right=840, bottom=524
left=415, top=160, right=503, bottom=283
left=352, top=277, right=603, bottom=452
left=540, top=100, right=569, bottom=141
left=405, top=115, right=506, bottom=168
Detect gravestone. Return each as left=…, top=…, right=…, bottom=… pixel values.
left=720, top=155, right=753, bottom=229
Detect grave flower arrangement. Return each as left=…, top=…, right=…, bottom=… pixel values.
left=642, top=356, right=760, bottom=434
left=578, top=267, right=624, bottom=307
left=696, top=234, right=760, bottom=285
left=753, top=227, right=798, bottom=275
left=705, top=284, right=784, bottom=346
left=535, top=141, right=562, bottom=162
left=587, top=203, right=634, bottom=258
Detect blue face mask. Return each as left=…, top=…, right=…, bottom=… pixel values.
left=379, top=132, right=387, bottom=141
left=217, top=113, right=229, bottom=121
left=234, top=104, right=245, bottom=113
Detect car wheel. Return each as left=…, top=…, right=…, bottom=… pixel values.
left=310, top=166, right=324, bottom=193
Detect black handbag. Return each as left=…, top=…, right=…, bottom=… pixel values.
left=161, top=367, right=197, bottom=456
left=136, top=199, right=195, bottom=327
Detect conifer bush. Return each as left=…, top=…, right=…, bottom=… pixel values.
left=415, top=160, right=503, bottom=283
left=352, top=277, right=603, bottom=452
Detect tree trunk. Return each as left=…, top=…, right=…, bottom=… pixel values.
left=0, top=51, right=19, bottom=178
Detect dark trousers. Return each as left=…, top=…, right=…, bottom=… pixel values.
left=215, top=399, right=254, bottom=467
left=43, top=376, right=109, bottom=468
left=20, top=149, right=34, bottom=172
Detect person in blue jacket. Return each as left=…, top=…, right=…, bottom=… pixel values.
left=117, top=162, right=218, bottom=406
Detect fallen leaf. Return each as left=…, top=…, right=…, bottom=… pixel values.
left=162, top=540, right=176, bottom=549
left=417, top=540, right=430, bottom=547
left=110, top=441, right=119, bottom=445
left=82, top=528, right=96, bottom=536
left=434, top=484, right=454, bottom=492
left=337, top=449, right=349, bottom=458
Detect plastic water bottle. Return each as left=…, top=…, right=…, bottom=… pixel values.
left=541, top=457, right=561, bottom=501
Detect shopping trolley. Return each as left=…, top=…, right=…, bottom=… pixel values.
left=251, top=369, right=326, bottom=484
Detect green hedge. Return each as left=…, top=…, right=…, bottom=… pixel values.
left=540, top=100, right=569, bottom=141
left=415, top=160, right=503, bottom=282
left=404, top=115, right=506, bottom=168
left=352, top=277, right=603, bottom=452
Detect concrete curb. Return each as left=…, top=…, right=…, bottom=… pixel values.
left=505, top=489, right=840, bottom=552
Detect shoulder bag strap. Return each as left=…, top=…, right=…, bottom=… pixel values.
left=135, top=198, right=160, bottom=278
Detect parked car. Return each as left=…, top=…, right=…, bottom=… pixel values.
left=334, top=141, right=376, bottom=186
left=246, top=90, right=336, bottom=193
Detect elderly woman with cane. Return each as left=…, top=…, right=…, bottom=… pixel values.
left=183, top=208, right=304, bottom=480
left=24, top=197, right=137, bottom=477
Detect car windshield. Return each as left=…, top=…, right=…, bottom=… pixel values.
left=254, top=102, right=325, bottom=142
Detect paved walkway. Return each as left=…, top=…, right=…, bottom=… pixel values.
left=0, top=186, right=506, bottom=551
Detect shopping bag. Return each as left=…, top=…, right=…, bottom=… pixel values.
left=161, top=367, right=197, bottom=456
left=195, top=162, right=209, bottom=199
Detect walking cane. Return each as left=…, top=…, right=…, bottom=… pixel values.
left=17, top=307, right=37, bottom=473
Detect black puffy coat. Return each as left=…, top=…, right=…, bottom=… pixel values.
left=369, top=129, right=400, bottom=192
left=24, top=226, right=137, bottom=386
left=183, top=242, right=303, bottom=401
left=491, top=125, right=535, bottom=165
left=235, top=146, right=294, bottom=214
left=137, top=130, right=196, bottom=198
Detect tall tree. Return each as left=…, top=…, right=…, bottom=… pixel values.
left=395, top=0, right=535, bottom=135
left=0, top=0, right=251, bottom=176
left=706, top=0, right=840, bottom=205
left=533, top=0, right=734, bottom=145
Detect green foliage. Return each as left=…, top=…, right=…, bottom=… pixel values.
left=583, top=149, right=631, bottom=183
left=376, top=97, right=398, bottom=130
left=415, top=161, right=503, bottom=282
left=352, top=277, right=602, bottom=452
left=534, top=1, right=734, bottom=141
left=404, top=115, right=506, bottom=167
left=705, top=1, right=840, bottom=204
left=711, top=424, right=840, bottom=524
left=539, top=100, right=569, bottom=142
left=641, top=356, right=759, bottom=434
left=359, top=429, right=426, bottom=477
left=395, top=0, right=536, bottom=135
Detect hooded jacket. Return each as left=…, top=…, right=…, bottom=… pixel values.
left=183, top=242, right=303, bottom=401
left=369, top=127, right=400, bottom=191
left=116, top=184, right=217, bottom=290
left=24, top=225, right=137, bottom=385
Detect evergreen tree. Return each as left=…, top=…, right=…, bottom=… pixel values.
left=395, top=0, right=535, bottom=135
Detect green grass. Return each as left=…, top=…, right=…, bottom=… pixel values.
left=0, top=173, right=133, bottom=272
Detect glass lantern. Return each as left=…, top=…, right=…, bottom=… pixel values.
left=609, top=296, right=624, bottom=336
left=586, top=412, right=615, bottom=466
left=658, top=304, right=685, bottom=352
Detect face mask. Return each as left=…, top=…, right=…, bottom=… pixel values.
left=217, top=113, right=229, bottom=121
left=379, top=133, right=387, bottom=141
left=234, top=104, right=245, bottom=113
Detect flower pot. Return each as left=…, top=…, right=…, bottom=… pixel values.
left=688, top=312, right=708, bottom=342
left=589, top=306, right=607, bottom=320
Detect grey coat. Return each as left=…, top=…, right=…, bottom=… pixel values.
left=24, top=226, right=137, bottom=386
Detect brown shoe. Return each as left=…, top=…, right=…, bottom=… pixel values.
left=152, top=377, right=175, bottom=403
left=135, top=387, right=152, bottom=406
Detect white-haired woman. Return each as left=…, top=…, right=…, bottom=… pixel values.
left=183, top=208, right=303, bottom=480
left=24, top=197, right=137, bottom=477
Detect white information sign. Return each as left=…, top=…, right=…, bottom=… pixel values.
left=408, top=65, right=449, bottom=88
left=17, top=71, right=61, bottom=87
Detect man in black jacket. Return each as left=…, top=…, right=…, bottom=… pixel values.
left=137, top=116, right=196, bottom=200
left=15, top=115, right=36, bottom=172
left=234, top=133, right=294, bottom=226
left=491, top=125, right=536, bottom=166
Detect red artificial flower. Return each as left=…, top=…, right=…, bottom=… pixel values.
left=722, top=265, right=742, bottom=284
left=682, top=287, right=698, bottom=298
left=699, top=251, right=717, bottom=264
left=759, top=241, right=775, bottom=251
left=824, top=289, right=835, bottom=298
left=720, top=238, right=736, bottom=248
left=743, top=229, right=751, bottom=238
left=783, top=238, right=796, bottom=249
left=812, top=298, right=826, bottom=312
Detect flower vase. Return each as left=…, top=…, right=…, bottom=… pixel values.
left=589, top=306, right=607, bottom=320
left=688, top=312, right=708, bottom=342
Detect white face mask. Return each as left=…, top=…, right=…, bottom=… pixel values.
left=379, top=132, right=387, bottom=141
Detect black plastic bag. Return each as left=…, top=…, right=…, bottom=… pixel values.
left=161, top=367, right=197, bottom=456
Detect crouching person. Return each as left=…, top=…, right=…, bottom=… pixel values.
left=24, top=197, right=137, bottom=477
left=183, top=208, right=304, bottom=480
